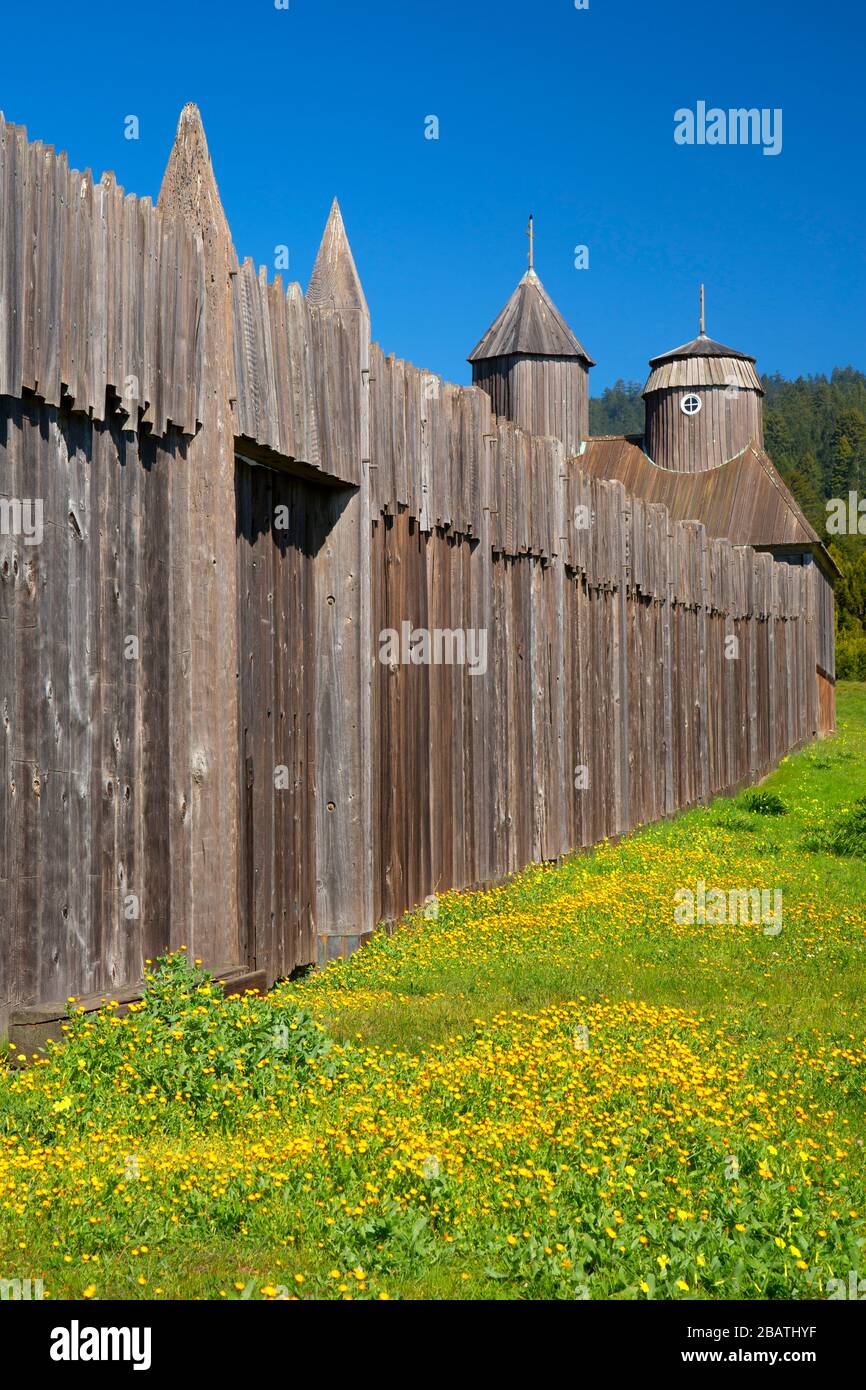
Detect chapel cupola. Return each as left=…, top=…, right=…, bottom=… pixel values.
left=643, top=287, right=764, bottom=471
left=468, top=216, right=594, bottom=456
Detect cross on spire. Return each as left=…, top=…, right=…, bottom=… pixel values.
left=699, top=282, right=705, bottom=336
left=526, top=213, right=534, bottom=272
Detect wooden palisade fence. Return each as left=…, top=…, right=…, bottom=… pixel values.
left=0, top=107, right=826, bottom=1040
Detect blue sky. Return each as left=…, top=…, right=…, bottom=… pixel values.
left=3, top=0, right=864, bottom=390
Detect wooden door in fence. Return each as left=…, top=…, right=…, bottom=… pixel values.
left=235, top=457, right=318, bottom=981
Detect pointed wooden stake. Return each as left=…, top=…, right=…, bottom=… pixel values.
left=307, top=198, right=368, bottom=316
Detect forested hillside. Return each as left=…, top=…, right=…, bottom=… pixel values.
left=590, top=369, right=866, bottom=677
left=588, top=379, right=645, bottom=437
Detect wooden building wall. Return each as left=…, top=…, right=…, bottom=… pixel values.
left=0, top=107, right=832, bottom=1037
left=471, top=354, right=589, bottom=459
left=645, top=385, right=764, bottom=471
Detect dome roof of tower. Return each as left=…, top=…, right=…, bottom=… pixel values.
left=643, top=333, right=762, bottom=396
left=648, top=332, right=756, bottom=368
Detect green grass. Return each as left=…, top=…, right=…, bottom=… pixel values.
left=1, top=684, right=864, bottom=1301
left=298, top=684, right=866, bottom=1050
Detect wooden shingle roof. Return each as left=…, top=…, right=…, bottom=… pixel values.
left=468, top=269, right=594, bottom=365
left=643, top=354, right=763, bottom=395
left=644, top=331, right=762, bottom=395
left=579, top=436, right=838, bottom=570
left=649, top=331, right=756, bottom=368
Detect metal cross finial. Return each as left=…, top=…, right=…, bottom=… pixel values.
left=526, top=214, right=534, bottom=272
left=699, top=283, right=705, bottom=336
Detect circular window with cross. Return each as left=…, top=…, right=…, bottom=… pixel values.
left=680, top=393, right=702, bottom=416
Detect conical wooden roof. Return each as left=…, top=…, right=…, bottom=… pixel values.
left=648, top=331, right=755, bottom=368
left=468, top=269, right=594, bottom=365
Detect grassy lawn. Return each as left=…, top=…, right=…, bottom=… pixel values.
left=2, top=685, right=865, bottom=1301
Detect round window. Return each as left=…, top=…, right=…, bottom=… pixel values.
left=681, top=394, right=702, bottom=416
